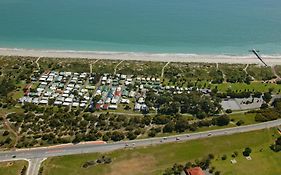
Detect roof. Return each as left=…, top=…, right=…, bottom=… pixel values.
left=185, top=167, right=205, bottom=175
left=95, top=104, right=102, bottom=110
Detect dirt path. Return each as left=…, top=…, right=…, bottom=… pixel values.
left=243, top=64, right=255, bottom=80
left=161, top=62, right=170, bottom=78
left=114, top=60, right=124, bottom=75
left=243, top=64, right=249, bottom=73
left=271, top=65, right=281, bottom=80
left=2, top=114, right=19, bottom=148
left=35, top=56, right=41, bottom=69
left=90, top=59, right=100, bottom=73
left=90, top=64, right=92, bottom=73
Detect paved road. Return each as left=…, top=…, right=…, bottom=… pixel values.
left=0, top=119, right=280, bottom=175
left=26, top=158, right=46, bottom=175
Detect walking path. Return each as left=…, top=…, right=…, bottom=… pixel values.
left=90, top=64, right=92, bottom=74
left=161, top=62, right=170, bottom=78
left=2, top=114, right=19, bottom=149
left=114, top=60, right=124, bottom=75
left=243, top=64, right=249, bottom=73
left=243, top=64, right=255, bottom=80
left=35, top=57, right=41, bottom=69
left=271, top=65, right=281, bottom=80
left=90, top=59, right=100, bottom=73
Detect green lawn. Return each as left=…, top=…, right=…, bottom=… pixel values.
left=42, top=128, right=280, bottom=175
left=0, top=160, right=27, bottom=175
left=229, top=113, right=257, bottom=125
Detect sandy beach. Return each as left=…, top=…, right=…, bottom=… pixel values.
left=1, top=48, right=281, bottom=65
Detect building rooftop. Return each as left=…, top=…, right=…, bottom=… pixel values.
left=184, top=167, right=205, bottom=175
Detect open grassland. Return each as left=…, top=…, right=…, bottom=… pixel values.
left=42, top=128, right=280, bottom=175
left=0, top=160, right=27, bottom=175
left=212, top=147, right=281, bottom=175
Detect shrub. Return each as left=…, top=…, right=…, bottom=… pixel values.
left=225, top=109, right=232, bottom=114
left=2, top=130, right=9, bottom=136
left=221, top=154, right=227, bottom=160
left=270, top=136, right=281, bottom=152
left=243, top=147, right=252, bottom=156
left=236, top=120, right=245, bottom=126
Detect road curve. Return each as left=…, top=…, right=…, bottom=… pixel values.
left=0, top=119, right=280, bottom=162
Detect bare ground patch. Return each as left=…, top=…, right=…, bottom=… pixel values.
left=107, top=155, right=156, bottom=175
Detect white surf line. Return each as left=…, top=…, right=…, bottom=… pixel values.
left=114, top=60, right=124, bottom=75
left=161, top=62, right=170, bottom=78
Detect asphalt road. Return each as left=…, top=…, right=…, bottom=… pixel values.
left=26, top=158, right=45, bottom=175
left=0, top=119, right=280, bottom=175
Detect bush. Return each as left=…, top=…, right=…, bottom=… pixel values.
left=38, top=167, right=44, bottom=175
left=148, top=130, right=156, bottom=137
left=111, top=131, right=125, bottom=141
left=225, top=109, right=232, bottom=114
left=236, top=120, right=245, bottom=126
left=82, top=161, right=96, bottom=168
left=214, top=115, right=230, bottom=126
left=2, top=130, right=9, bottom=136
left=214, top=171, right=221, bottom=175
left=208, top=154, right=214, bottom=160
left=260, top=103, right=268, bottom=109
left=127, top=131, right=137, bottom=140
left=20, top=165, right=27, bottom=175
left=221, top=154, right=227, bottom=160
left=243, top=147, right=252, bottom=156
left=104, top=157, right=112, bottom=164
left=270, top=136, right=281, bottom=152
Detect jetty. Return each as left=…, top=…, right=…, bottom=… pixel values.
left=251, top=49, right=268, bottom=66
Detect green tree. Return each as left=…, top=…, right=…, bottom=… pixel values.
left=243, top=147, right=252, bottom=156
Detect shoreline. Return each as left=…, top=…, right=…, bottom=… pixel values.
left=1, top=48, right=281, bottom=65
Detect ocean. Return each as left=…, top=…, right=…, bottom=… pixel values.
left=0, top=0, right=281, bottom=55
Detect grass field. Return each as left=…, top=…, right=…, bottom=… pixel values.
left=41, top=128, right=280, bottom=175
left=0, top=160, right=27, bottom=175
left=229, top=113, right=257, bottom=125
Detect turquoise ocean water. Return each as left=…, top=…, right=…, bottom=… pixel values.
left=0, top=0, right=281, bottom=55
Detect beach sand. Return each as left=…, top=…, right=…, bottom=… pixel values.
left=1, top=48, right=281, bottom=65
